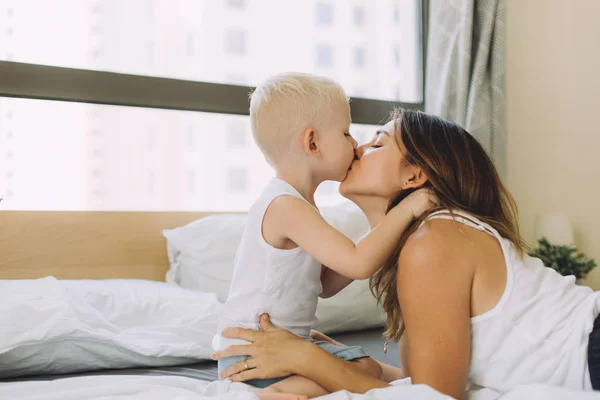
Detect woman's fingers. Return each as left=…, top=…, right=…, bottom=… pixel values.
left=221, top=326, right=259, bottom=341
left=218, top=358, right=255, bottom=379
left=212, top=344, right=255, bottom=361
left=227, top=367, right=265, bottom=382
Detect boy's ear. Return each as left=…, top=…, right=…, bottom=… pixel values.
left=302, top=127, right=320, bottom=156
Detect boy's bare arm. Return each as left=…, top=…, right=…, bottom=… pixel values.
left=320, top=267, right=354, bottom=298
left=267, top=194, right=431, bottom=280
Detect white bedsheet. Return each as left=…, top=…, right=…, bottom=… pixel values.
left=2, top=375, right=600, bottom=400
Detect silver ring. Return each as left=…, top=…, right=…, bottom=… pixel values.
left=244, top=360, right=249, bottom=370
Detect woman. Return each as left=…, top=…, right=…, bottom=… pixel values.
left=212, top=109, right=600, bottom=399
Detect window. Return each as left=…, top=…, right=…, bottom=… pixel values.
left=188, top=169, right=195, bottom=195
left=147, top=130, right=156, bottom=150
left=227, top=0, right=246, bottom=8
left=352, top=128, right=368, bottom=145
left=225, top=29, right=246, bottom=55
left=226, top=74, right=248, bottom=85
left=0, top=98, right=272, bottom=211
left=227, top=121, right=248, bottom=148
left=316, top=44, right=333, bottom=67
left=226, top=167, right=248, bottom=194
left=316, top=3, right=333, bottom=25
left=394, top=45, right=401, bottom=68
left=0, top=1, right=426, bottom=211
left=394, top=4, right=400, bottom=25
left=149, top=170, right=156, bottom=195
left=90, top=25, right=101, bottom=35
left=147, top=41, right=154, bottom=65
left=350, top=124, right=378, bottom=146
left=147, top=0, right=155, bottom=18
left=186, top=34, right=194, bottom=57
left=354, top=6, right=365, bottom=26
left=187, top=125, right=195, bottom=150
left=353, top=87, right=365, bottom=97
left=0, top=0, right=423, bottom=102
left=354, top=47, right=365, bottom=68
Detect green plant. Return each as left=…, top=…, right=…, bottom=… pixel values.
left=529, top=237, right=597, bottom=280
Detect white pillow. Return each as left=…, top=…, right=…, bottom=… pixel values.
left=0, top=277, right=221, bottom=378
left=163, top=201, right=386, bottom=334
left=314, top=279, right=386, bottom=335
left=164, top=214, right=246, bottom=303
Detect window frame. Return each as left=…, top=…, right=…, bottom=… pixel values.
left=0, top=0, right=428, bottom=126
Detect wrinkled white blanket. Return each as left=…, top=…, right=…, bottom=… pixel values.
left=2, top=375, right=600, bottom=400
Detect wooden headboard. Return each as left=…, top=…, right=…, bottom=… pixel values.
left=0, top=211, right=221, bottom=281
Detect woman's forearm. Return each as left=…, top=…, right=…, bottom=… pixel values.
left=308, top=330, right=405, bottom=383
left=295, top=343, right=390, bottom=394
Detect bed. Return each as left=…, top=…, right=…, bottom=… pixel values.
left=0, top=210, right=403, bottom=397
left=1, top=211, right=599, bottom=400
left=0, top=328, right=396, bottom=384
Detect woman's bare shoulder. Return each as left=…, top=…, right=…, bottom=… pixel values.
left=398, top=218, right=477, bottom=277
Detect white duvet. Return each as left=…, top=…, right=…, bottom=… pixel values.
left=2, top=375, right=600, bottom=400
left=3, top=278, right=600, bottom=398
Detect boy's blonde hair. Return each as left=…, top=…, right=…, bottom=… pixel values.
left=250, top=72, right=348, bottom=164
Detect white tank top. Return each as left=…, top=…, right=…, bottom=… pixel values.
left=212, top=178, right=322, bottom=351
left=422, top=210, right=600, bottom=393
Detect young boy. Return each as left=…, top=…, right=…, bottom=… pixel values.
left=213, top=73, right=434, bottom=398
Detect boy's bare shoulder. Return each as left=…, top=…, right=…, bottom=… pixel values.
left=263, top=195, right=318, bottom=248
left=267, top=195, right=316, bottom=219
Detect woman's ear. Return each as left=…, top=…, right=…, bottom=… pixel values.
left=404, top=167, right=429, bottom=189
left=302, top=127, right=320, bottom=156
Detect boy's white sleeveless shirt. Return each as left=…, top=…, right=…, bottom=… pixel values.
left=212, top=178, right=322, bottom=352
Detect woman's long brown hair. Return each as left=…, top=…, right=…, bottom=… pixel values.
left=370, top=108, right=527, bottom=342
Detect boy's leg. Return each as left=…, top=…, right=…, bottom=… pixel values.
left=260, top=356, right=382, bottom=399
left=352, top=356, right=384, bottom=380
left=262, top=375, right=327, bottom=399
left=256, top=393, right=308, bottom=400
left=310, top=330, right=402, bottom=382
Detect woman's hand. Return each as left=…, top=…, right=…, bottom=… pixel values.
left=216, top=316, right=390, bottom=394
left=212, top=314, right=312, bottom=382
